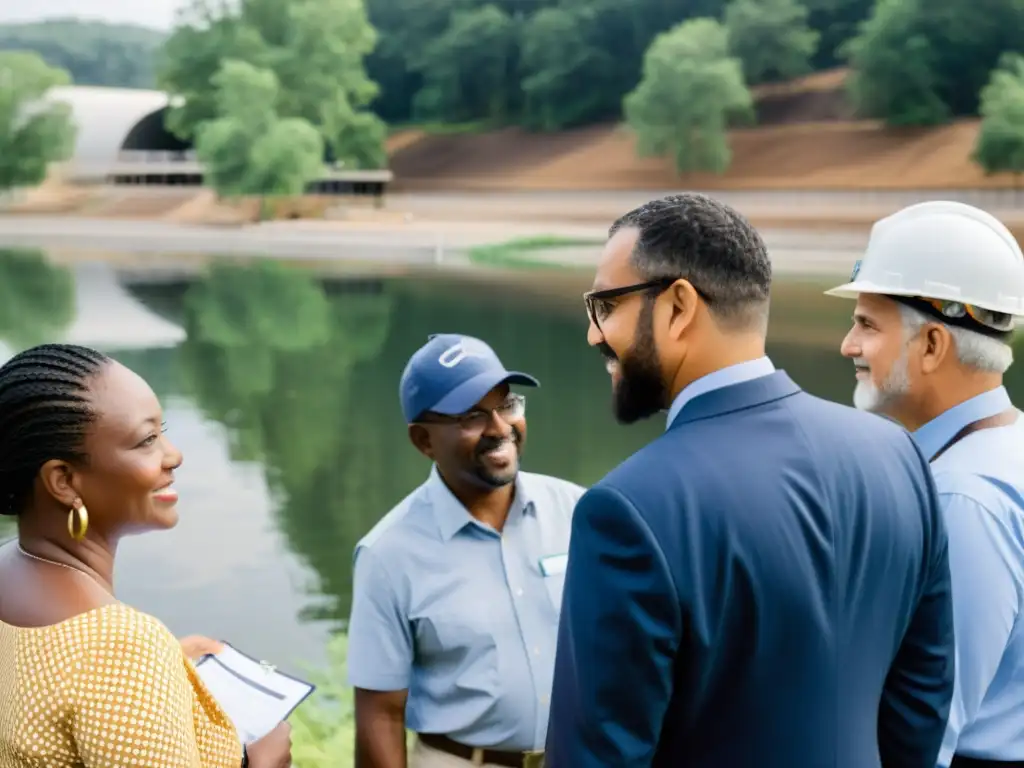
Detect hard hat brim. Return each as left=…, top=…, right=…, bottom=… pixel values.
left=824, top=280, right=1024, bottom=320
left=823, top=280, right=919, bottom=300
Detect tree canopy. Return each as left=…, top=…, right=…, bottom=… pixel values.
left=159, top=0, right=387, bottom=170
left=194, top=60, right=325, bottom=198
left=6, top=0, right=1024, bottom=178
left=0, top=50, right=76, bottom=192
left=973, top=53, right=1024, bottom=178
left=624, top=19, right=754, bottom=174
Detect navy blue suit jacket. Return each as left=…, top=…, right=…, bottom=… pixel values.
left=545, top=371, right=954, bottom=768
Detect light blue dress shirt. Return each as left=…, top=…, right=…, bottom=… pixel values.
left=666, top=355, right=777, bottom=429
left=911, top=385, right=1024, bottom=766
left=346, top=466, right=585, bottom=751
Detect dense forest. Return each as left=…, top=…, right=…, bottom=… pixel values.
left=2, top=0, right=1023, bottom=131
left=3, top=0, right=1024, bottom=187
left=0, top=19, right=164, bottom=90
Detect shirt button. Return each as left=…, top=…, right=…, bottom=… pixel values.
left=516, top=588, right=524, bottom=597
left=540, top=695, right=548, bottom=704
left=533, top=647, right=540, bottom=655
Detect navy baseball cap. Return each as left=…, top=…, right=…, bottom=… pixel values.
left=399, top=334, right=539, bottom=423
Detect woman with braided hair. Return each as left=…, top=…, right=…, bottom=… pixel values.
left=0, top=344, right=292, bottom=768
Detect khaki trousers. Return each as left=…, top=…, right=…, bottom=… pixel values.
left=410, top=739, right=511, bottom=768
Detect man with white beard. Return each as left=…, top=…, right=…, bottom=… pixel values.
left=826, top=200, right=1024, bottom=768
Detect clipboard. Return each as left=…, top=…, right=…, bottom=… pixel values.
left=194, top=642, right=316, bottom=743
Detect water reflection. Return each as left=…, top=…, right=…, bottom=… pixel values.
left=0, top=248, right=75, bottom=355
left=4, top=248, right=1024, bottom=674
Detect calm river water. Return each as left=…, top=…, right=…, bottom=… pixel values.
left=2, top=248, right=1023, bottom=676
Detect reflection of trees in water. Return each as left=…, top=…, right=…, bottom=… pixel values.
left=180, top=267, right=929, bottom=629
left=177, top=261, right=395, bottom=628
left=0, top=248, right=75, bottom=350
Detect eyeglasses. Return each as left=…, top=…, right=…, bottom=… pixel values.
left=418, top=393, right=526, bottom=432
left=583, top=277, right=710, bottom=330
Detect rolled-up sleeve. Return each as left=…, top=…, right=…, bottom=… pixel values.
left=936, top=492, right=1020, bottom=768
left=346, top=545, right=413, bottom=691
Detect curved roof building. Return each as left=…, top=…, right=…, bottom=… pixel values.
left=45, top=85, right=188, bottom=182
left=42, top=85, right=391, bottom=186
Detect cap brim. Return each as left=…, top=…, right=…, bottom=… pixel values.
left=429, top=370, right=539, bottom=416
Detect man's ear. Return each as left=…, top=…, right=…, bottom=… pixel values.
left=667, top=279, right=701, bottom=340
left=38, top=460, right=80, bottom=509
left=920, top=323, right=954, bottom=374
left=408, top=424, right=436, bottom=461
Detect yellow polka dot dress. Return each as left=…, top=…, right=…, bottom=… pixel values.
left=0, top=602, right=243, bottom=767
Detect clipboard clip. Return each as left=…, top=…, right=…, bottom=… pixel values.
left=259, top=660, right=277, bottom=675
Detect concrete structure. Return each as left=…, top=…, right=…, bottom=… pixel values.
left=45, top=85, right=392, bottom=196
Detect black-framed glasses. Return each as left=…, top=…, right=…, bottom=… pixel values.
left=417, top=393, right=526, bottom=432
left=583, top=277, right=710, bottom=329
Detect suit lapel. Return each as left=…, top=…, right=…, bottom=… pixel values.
left=669, top=370, right=802, bottom=430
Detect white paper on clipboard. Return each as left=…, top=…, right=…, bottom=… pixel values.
left=194, top=643, right=315, bottom=744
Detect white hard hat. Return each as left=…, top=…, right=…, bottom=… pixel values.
left=825, top=201, right=1024, bottom=325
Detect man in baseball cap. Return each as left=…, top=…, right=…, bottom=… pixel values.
left=347, top=334, right=585, bottom=768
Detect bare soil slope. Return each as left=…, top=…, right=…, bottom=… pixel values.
left=388, top=69, right=1020, bottom=191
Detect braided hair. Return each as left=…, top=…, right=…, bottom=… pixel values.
left=0, top=344, right=110, bottom=516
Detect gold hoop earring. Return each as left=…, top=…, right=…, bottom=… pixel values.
left=68, top=503, right=88, bottom=541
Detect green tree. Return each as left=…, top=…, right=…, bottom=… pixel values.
left=623, top=18, right=754, bottom=175
left=842, top=0, right=948, bottom=125
left=724, top=0, right=820, bottom=85
left=194, top=60, right=325, bottom=202
left=159, top=0, right=386, bottom=169
left=0, top=51, right=75, bottom=192
left=412, top=5, right=517, bottom=123
left=519, top=8, right=610, bottom=130
left=844, top=0, right=1024, bottom=125
left=973, top=53, right=1024, bottom=182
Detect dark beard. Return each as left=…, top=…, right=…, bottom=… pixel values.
left=608, top=301, right=669, bottom=424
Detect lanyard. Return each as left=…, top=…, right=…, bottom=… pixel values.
left=929, top=408, right=1019, bottom=463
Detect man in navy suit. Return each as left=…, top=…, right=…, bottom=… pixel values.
left=545, top=193, right=955, bottom=768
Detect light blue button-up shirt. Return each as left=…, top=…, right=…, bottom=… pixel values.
left=666, top=355, right=777, bottom=429
left=911, top=385, right=1024, bottom=766
left=346, top=466, right=585, bottom=751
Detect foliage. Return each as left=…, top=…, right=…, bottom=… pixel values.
left=286, top=633, right=416, bottom=767
left=194, top=60, right=325, bottom=199
left=0, top=19, right=165, bottom=89
left=159, top=0, right=387, bottom=170
left=844, top=0, right=1024, bottom=125
left=412, top=5, right=518, bottom=124
left=842, top=0, right=948, bottom=125
left=0, top=248, right=76, bottom=350
left=0, top=51, right=76, bottom=192
left=468, top=235, right=600, bottom=269
left=973, top=53, right=1024, bottom=177
left=725, top=0, right=820, bottom=85
left=623, top=19, right=754, bottom=175
left=288, top=633, right=355, bottom=767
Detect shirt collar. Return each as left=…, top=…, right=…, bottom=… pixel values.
left=912, top=385, right=1013, bottom=460
left=666, top=356, right=776, bottom=429
left=426, top=464, right=534, bottom=540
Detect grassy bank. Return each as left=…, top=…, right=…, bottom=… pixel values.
left=468, top=235, right=602, bottom=269
left=289, top=633, right=413, bottom=767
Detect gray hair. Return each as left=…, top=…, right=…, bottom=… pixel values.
left=899, top=304, right=1013, bottom=373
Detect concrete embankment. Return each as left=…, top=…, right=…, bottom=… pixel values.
left=0, top=214, right=874, bottom=277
